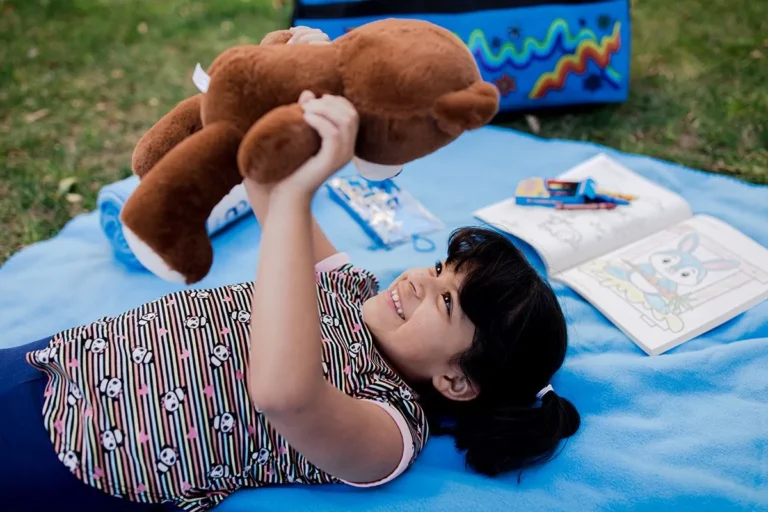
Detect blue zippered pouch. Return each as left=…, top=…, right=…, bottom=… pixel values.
left=325, top=175, right=444, bottom=251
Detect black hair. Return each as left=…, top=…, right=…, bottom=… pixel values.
left=414, top=226, right=580, bottom=477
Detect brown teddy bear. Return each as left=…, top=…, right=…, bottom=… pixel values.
left=120, top=18, right=500, bottom=284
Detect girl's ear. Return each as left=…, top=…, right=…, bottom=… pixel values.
left=432, top=81, right=500, bottom=137
left=432, top=374, right=479, bottom=402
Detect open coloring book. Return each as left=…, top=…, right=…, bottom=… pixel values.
left=474, top=154, right=768, bottom=355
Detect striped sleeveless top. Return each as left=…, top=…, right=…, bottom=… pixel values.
left=25, top=253, right=429, bottom=511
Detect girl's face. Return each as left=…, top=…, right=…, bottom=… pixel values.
left=362, top=261, right=478, bottom=401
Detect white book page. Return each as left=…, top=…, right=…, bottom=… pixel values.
left=473, top=154, right=692, bottom=273
left=557, top=214, right=768, bottom=355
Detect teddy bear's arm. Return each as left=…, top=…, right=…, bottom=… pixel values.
left=237, top=103, right=322, bottom=184
left=131, top=94, right=203, bottom=178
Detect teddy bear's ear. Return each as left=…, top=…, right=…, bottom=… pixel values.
left=432, top=81, right=500, bottom=137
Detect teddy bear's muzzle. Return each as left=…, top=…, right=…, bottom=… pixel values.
left=352, top=156, right=404, bottom=182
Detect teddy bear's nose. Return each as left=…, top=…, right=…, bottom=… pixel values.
left=353, top=156, right=404, bottom=182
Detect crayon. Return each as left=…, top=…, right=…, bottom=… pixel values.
left=555, top=202, right=617, bottom=210
left=596, top=189, right=637, bottom=201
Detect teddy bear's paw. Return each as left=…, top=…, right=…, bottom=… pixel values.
left=123, top=227, right=188, bottom=284
left=122, top=223, right=214, bottom=285
left=121, top=188, right=215, bottom=285
left=238, top=104, right=321, bottom=184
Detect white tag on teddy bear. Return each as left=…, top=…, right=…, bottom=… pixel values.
left=193, top=63, right=210, bottom=93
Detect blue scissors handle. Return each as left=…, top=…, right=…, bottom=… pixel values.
left=411, top=234, right=436, bottom=253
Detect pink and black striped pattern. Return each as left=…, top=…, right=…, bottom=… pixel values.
left=26, top=262, right=428, bottom=511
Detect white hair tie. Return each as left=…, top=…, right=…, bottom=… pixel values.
left=536, top=384, right=554, bottom=401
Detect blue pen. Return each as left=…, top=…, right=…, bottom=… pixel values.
left=593, top=193, right=630, bottom=205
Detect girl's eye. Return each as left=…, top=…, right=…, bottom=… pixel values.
left=442, top=292, right=452, bottom=316
left=435, top=261, right=443, bottom=276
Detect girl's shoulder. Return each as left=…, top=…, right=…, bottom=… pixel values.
left=313, top=253, right=380, bottom=304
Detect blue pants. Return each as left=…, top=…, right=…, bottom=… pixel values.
left=0, top=338, right=175, bottom=511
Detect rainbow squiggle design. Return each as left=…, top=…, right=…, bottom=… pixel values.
left=529, top=22, right=622, bottom=100
left=466, top=19, right=603, bottom=72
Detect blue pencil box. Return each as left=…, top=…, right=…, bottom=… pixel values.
left=325, top=175, right=444, bottom=251
left=291, top=0, right=631, bottom=113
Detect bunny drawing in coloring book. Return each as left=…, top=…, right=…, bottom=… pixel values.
left=602, top=232, right=741, bottom=319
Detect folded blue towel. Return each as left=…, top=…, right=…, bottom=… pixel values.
left=96, top=176, right=253, bottom=270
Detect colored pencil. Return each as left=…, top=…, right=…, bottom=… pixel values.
left=555, top=202, right=617, bottom=210
left=596, top=189, right=637, bottom=201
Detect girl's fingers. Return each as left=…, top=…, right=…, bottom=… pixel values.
left=324, top=95, right=357, bottom=122
left=305, top=109, right=354, bottom=148
left=303, top=99, right=357, bottom=158
left=303, top=112, right=341, bottom=154
left=288, top=27, right=329, bottom=44
left=298, top=90, right=316, bottom=105
left=320, top=96, right=359, bottom=144
left=298, top=33, right=330, bottom=44
left=287, top=28, right=309, bottom=44
left=302, top=98, right=346, bottom=123
left=305, top=97, right=356, bottom=138
left=303, top=96, right=357, bottom=129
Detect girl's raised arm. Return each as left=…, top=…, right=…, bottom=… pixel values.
left=247, top=94, right=405, bottom=485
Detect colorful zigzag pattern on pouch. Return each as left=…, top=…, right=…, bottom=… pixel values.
left=466, top=19, right=606, bottom=72
left=529, top=22, right=622, bottom=99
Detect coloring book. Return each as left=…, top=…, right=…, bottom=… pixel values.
left=474, top=154, right=768, bottom=355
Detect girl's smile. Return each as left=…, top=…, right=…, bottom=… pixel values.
left=389, top=287, right=406, bottom=321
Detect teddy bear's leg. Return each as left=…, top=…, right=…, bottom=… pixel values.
left=131, top=94, right=203, bottom=178
left=120, top=120, right=244, bottom=284
left=237, top=103, right=322, bottom=184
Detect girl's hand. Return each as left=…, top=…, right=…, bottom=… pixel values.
left=245, top=26, right=332, bottom=204
left=272, top=91, right=359, bottom=200
left=288, top=26, right=331, bottom=45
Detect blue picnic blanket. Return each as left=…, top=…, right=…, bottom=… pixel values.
left=0, top=127, right=766, bottom=511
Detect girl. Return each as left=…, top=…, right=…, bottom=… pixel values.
left=0, top=27, right=580, bottom=512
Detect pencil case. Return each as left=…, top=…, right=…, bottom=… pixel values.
left=325, top=175, right=444, bottom=251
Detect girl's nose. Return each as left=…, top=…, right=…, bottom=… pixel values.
left=405, top=277, right=421, bottom=300
left=408, top=271, right=433, bottom=300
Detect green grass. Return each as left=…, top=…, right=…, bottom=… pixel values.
left=1, top=0, right=766, bottom=263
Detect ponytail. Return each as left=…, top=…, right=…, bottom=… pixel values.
left=418, top=385, right=580, bottom=477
